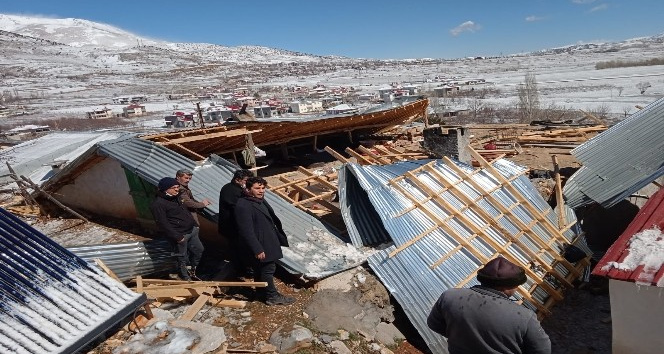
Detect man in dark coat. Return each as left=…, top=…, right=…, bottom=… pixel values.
left=234, top=176, right=295, bottom=306
left=150, top=177, right=204, bottom=281
left=218, top=169, right=254, bottom=276
left=176, top=169, right=211, bottom=226
left=427, top=256, right=551, bottom=354
left=218, top=169, right=253, bottom=237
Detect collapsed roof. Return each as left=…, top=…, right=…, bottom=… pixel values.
left=563, top=97, right=664, bottom=208
left=339, top=154, right=588, bottom=353
left=41, top=136, right=366, bottom=280
left=140, top=96, right=428, bottom=159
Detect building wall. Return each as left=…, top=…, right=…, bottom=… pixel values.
left=421, top=126, right=471, bottom=164
left=56, top=158, right=138, bottom=219
left=610, top=279, right=664, bottom=354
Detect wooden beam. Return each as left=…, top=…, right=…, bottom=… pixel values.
left=94, top=259, right=122, bottom=283
left=179, top=287, right=215, bottom=321
left=324, top=146, right=350, bottom=163
left=207, top=298, right=247, bottom=309
left=137, top=279, right=266, bottom=288
left=463, top=149, right=581, bottom=278
left=551, top=155, right=566, bottom=229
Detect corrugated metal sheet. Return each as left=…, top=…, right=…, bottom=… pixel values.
left=340, top=158, right=583, bottom=354
left=593, top=186, right=664, bottom=286
left=67, top=240, right=175, bottom=282
left=0, top=207, right=146, bottom=354
left=0, top=131, right=134, bottom=186
left=563, top=97, right=664, bottom=208
left=50, top=136, right=367, bottom=280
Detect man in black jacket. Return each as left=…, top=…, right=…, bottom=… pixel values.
left=150, top=177, right=204, bottom=281
left=218, top=169, right=253, bottom=276
left=234, top=176, right=295, bottom=306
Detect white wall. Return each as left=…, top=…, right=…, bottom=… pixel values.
left=56, top=158, right=138, bottom=219
left=610, top=279, right=664, bottom=354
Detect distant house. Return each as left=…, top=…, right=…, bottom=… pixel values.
left=164, top=111, right=196, bottom=127
left=434, top=85, right=460, bottom=97
left=122, top=104, right=147, bottom=118
left=593, top=186, right=664, bottom=354
left=253, top=105, right=277, bottom=118
left=325, top=104, right=358, bottom=116
left=112, top=95, right=147, bottom=104
left=86, top=107, right=114, bottom=119
left=357, top=93, right=378, bottom=102
left=204, top=104, right=234, bottom=121
left=290, top=100, right=323, bottom=114
left=401, top=85, right=420, bottom=95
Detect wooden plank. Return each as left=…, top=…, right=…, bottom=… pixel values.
left=136, top=275, right=143, bottom=293
left=442, top=156, right=578, bottom=281
left=344, top=147, right=376, bottom=165
left=551, top=155, right=566, bottom=229
left=465, top=148, right=581, bottom=278
left=357, top=145, right=394, bottom=164
left=422, top=164, right=568, bottom=296
left=324, top=146, right=350, bottom=163
left=141, top=287, right=217, bottom=298
left=207, top=298, right=247, bottom=309
left=159, top=128, right=262, bottom=145
left=179, top=287, right=215, bottom=321
left=94, top=258, right=122, bottom=283
left=139, top=279, right=267, bottom=287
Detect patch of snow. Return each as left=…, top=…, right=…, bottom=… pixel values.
left=602, top=226, right=664, bottom=286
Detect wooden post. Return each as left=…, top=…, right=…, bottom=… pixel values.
left=195, top=102, right=205, bottom=128
left=245, top=133, right=257, bottom=176
left=551, top=155, right=566, bottom=229
left=5, top=162, right=39, bottom=210
left=347, top=131, right=353, bottom=144
left=20, top=175, right=88, bottom=222
left=313, top=135, right=318, bottom=153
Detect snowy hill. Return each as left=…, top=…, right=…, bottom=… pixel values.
left=0, top=14, right=164, bottom=48
left=0, top=13, right=332, bottom=63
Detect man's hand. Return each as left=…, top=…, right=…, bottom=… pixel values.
left=178, top=237, right=186, bottom=244
left=202, top=198, right=212, bottom=207
left=256, top=252, right=266, bottom=260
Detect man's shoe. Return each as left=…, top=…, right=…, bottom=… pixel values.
left=265, top=294, right=296, bottom=306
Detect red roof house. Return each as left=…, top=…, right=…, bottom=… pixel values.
left=592, top=186, right=664, bottom=354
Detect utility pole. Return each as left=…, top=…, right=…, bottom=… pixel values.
left=195, top=102, right=205, bottom=128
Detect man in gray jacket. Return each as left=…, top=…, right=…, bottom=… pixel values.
left=427, top=257, right=551, bottom=354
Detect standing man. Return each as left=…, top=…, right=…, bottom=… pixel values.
left=176, top=169, right=211, bottom=226
left=427, top=256, right=551, bottom=354
left=150, top=177, right=204, bottom=281
left=234, top=176, right=295, bottom=306
left=219, top=169, right=254, bottom=276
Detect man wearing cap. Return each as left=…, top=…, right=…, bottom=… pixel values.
left=175, top=169, right=211, bottom=226
left=427, top=256, right=551, bottom=354
left=150, top=177, right=204, bottom=281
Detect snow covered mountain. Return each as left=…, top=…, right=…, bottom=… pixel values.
left=0, top=13, right=333, bottom=63
left=0, top=14, right=165, bottom=49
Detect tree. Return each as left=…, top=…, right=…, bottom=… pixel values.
left=517, top=72, right=540, bottom=122
left=636, top=82, right=651, bottom=94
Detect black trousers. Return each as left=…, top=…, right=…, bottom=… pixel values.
left=253, top=261, right=278, bottom=299
left=175, top=227, right=204, bottom=277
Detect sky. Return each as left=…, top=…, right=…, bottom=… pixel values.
left=1, top=0, right=663, bottom=59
